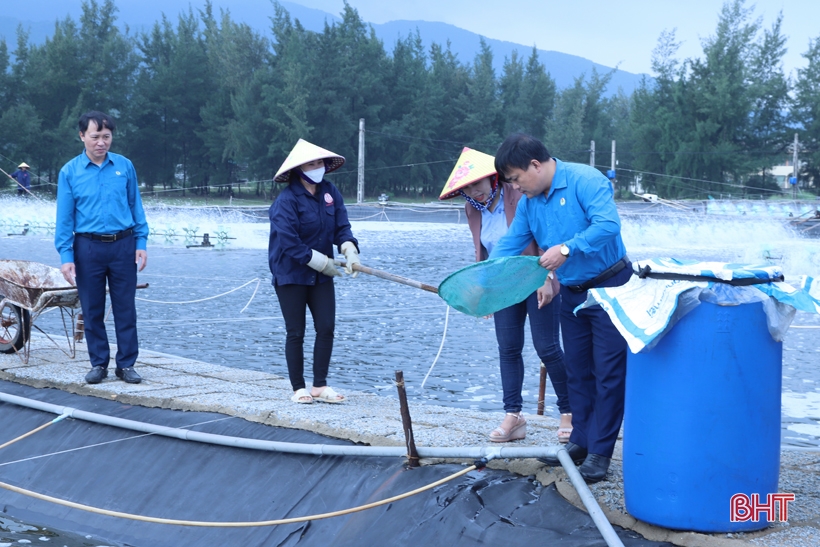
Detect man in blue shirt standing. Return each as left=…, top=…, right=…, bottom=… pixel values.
left=490, top=133, right=631, bottom=483
left=11, top=163, right=32, bottom=196
left=55, top=111, right=149, bottom=385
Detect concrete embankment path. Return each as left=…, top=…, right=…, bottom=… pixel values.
left=0, top=336, right=818, bottom=547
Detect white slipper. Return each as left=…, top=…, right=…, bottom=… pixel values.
left=312, top=386, right=345, bottom=404
left=291, top=388, right=313, bottom=404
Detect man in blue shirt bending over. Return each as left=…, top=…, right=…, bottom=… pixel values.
left=490, top=133, right=631, bottom=483
left=55, top=111, right=149, bottom=385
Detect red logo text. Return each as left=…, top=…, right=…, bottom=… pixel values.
left=730, top=493, right=795, bottom=522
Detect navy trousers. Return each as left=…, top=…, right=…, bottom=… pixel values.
left=74, top=234, right=139, bottom=370
left=559, top=265, right=632, bottom=458
left=493, top=290, right=570, bottom=414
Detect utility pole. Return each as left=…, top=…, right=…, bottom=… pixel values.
left=610, top=140, right=617, bottom=196
left=611, top=140, right=616, bottom=173
left=590, top=140, right=595, bottom=168
left=357, top=118, right=365, bottom=204
left=792, top=132, right=799, bottom=200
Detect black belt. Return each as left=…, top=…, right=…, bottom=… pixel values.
left=566, top=257, right=630, bottom=293
left=75, top=228, right=134, bottom=242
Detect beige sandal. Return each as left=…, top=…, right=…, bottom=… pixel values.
left=489, top=412, right=527, bottom=443
left=558, top=413, right=573, bottom=444
left=291, top=388, right=313, bottom=404
left=311, top=386, right=346, bottom=404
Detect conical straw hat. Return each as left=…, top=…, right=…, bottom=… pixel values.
left=18, top=162, right=29, bottom=169
left=439, top=147, right=497, bottom=200
left=274, top=139, right=345, bottom=183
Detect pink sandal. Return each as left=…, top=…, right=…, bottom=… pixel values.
left=489, top=413, right=527, bottom=443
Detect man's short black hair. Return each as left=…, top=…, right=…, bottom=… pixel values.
left=495, top=133, right=552, bottom=178
left=78, top=111, right=116, bottom=134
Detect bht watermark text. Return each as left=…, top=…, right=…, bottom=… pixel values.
left=730, top=493, right=795, bottom=522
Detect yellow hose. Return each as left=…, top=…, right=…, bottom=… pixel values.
left=0, top=418, right=478, bottom=527
left=0, top=422, right=55, bottom=451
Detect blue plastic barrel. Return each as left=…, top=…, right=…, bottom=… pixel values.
left=623, top=300, right=782, bottom=532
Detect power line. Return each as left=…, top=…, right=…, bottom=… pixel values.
left=366, top=130, right=477, bottom=148
left=332, top=158, right=456, bottom=176
left=610, top=166, right=788, bottom=196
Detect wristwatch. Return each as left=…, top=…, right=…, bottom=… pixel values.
left=560, top=244, right=570, bottom=257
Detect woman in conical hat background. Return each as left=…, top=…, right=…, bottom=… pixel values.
left=11, top=162, right=32, bottom=197
left=268, top=139, right=361, bottom=404
left=439, top=147, right=572, bottom=443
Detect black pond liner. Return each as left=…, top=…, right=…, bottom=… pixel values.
left=0, top=380, right=672, bottom=547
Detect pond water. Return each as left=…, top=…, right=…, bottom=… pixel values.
left=1, top=197, right=819, bottom=448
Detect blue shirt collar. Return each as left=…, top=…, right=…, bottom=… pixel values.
left=81, top=151, right=114, bottom=169
left=546, top=158, right=567, bottom=199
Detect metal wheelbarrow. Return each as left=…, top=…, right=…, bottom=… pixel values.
left=0, top=260, right=84, bottom=363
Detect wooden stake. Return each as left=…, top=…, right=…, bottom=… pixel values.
left=395, top=370, right=420, bottom=467
left=537, top=362, right=547, bottom=416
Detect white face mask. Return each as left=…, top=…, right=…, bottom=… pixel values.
left=302, top=166, right=325, bottom=183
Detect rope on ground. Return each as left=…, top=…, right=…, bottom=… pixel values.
left=136, top=278, right=260, bottom=306
left=421, top=303, right=450, bottom=389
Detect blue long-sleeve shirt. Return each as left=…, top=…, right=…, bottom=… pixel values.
left=268, top=179, right=358, bottom=286
left=55, top=151, right=149, bottom=264
left=490, top=158, right=626, bottom=286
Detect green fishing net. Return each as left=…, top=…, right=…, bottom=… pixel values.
left=438, top=256, right=550, bottom=317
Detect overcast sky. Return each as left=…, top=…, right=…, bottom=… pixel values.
left=297, top=0, right=819, bottom=78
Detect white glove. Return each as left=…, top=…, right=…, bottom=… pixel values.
left=340, top=241, right=361, bottom=278
left=307, top=250, right=342, bottom=277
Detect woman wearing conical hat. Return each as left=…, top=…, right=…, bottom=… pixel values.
left=269, top=139, right=361, bottom=404
left=12, top=162, right=32, bottom=197
left=440, top=147, right=572, bottom=443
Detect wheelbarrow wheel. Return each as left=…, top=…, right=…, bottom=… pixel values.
left=0, top=299, right=31, bottom=354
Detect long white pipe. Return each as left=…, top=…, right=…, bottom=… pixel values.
left=0, top=391, right=624, bottom=547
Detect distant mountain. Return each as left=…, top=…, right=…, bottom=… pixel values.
left=0, top=0, right=648, bottom=95
left=371, top=20, right=646, bottom=94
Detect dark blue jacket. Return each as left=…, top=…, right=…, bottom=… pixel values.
left=268, top=179, right=358, bottom=286
left=11, top=169, right=31, bottom=191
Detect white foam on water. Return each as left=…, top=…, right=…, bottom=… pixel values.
left=788, top=423, right=820, bottom=437
left=3, top=196, right=818, bottom=276
left=782, top=391, right=820, bottom=419
left=621, top=214, right=820, bottom=281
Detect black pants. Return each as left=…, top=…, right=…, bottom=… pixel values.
left=274, top=281, right=335, bottom=391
